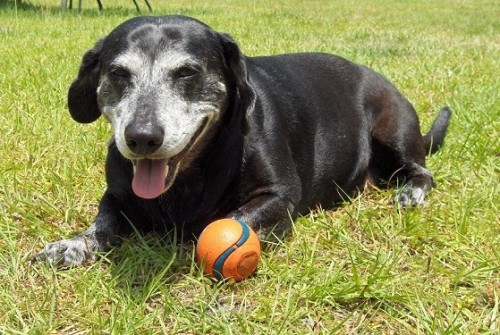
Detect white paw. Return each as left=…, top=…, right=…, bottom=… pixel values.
left=394, top=186, right=426, bottom=207
left=32, top=238, right=96, bottom=268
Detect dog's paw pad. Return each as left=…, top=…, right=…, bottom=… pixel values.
left=32, top=239, right=95, bottom=268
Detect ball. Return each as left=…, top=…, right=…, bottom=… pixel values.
left=196, top=219, right=261, bottom=282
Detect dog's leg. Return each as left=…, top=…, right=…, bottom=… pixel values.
left=32, top=192, right=130, bottom=267
left=228, top=193, right=297, bottom=242
left=394, top=107, right=452, bottom=206
left=369, top=92, right=438, bottom=207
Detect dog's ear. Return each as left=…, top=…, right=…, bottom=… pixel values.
left=218, top=33, right=256, bottom=134
left=67, top=39, right=104, bottom=123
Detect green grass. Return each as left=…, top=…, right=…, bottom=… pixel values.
left=0, top=0, right=499, bottom=333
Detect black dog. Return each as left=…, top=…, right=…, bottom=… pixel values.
left=33, top=15, right=451, bottom=267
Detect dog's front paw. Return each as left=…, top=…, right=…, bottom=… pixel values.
left=32, top=238, right=96, bottom=268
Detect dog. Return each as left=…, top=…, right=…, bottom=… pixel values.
left=33, top=15, right=451, bottom=267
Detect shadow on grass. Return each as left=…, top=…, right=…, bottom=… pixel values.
left=0, top=0, right=40, bottom=11
left=0, top=0, right=224, bottom=17
left=0, top=0, right=151, bottom=17
left=105, top=230, right=202, bottom=300
left=103, top=226, right=282, bottom=301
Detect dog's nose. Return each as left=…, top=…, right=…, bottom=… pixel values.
left=125, top=123, right=164, bottom=155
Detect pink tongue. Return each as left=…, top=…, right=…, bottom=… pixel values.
left=132, top=159, right=169, bottom=199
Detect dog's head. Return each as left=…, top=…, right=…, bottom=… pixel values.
left=68, top=15, right=255, bottom=199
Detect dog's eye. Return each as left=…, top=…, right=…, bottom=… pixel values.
left=110, top=67, right=129, bottom=78
left=176, top=66, right=199, bottom=79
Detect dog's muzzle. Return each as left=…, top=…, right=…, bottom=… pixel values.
left=129, top=117, right=210, bottom=199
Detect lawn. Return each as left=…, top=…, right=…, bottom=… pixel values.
left=0, top=0, right=498, bottom=334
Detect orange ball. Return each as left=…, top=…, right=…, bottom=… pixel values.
left=196, top=219, right=261, bottom=282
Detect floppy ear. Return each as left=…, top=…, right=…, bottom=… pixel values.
left=67, top=39, right=104, bottom=123
left=218, top=33, right=256, bottom=134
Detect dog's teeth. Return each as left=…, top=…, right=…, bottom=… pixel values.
left=132, top=159, right=138, bottom=173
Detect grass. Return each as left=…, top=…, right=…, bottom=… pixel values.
left=0, top=0, right=499, bottom=333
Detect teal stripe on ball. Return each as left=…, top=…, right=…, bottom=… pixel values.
left=212, top=220, right=250, bottom=281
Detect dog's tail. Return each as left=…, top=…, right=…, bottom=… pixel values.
left=423, top=106, right=452, bottom=155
